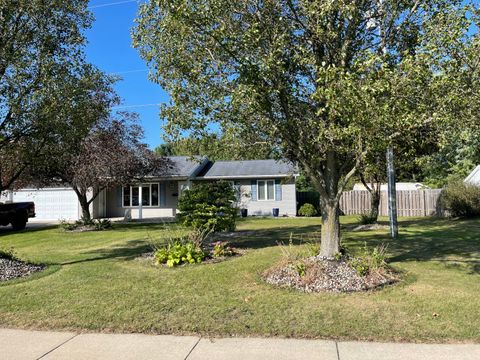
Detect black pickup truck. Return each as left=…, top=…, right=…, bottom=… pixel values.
left=0, top=202, right=36, bottom=230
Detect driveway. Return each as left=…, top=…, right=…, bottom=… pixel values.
left=0, top=219, right=57, bottom=234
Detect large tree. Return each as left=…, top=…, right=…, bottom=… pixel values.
left=155, top=130, right=274, bottom=160
left=134, top=1, right=479, bottom=257
left=0, top=0, right=92, bottom=191
left=36, top=112, right=167, bottom=221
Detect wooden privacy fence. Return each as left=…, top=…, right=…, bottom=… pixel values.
left=339, top=189, right=443, bottom=217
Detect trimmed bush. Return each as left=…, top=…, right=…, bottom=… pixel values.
left=177, top=181, right=237, bottom=232
left=298, top=203, right=317, bottom=217
left=441, top=181, right=480, bottom=218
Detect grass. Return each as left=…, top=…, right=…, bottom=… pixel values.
left=0, top=216, right=479, bottom=342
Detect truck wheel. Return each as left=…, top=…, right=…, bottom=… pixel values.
left=12, top=219, right=27, bottom=230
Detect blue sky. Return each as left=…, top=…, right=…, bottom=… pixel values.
left=86, top=0, right=165, bottom=149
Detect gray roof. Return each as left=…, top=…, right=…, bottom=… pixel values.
left=465, top=165, right=480, bottom=185
left=198, top=159, right=297, bottom=179
left=158, top=156, right=208, bottom=178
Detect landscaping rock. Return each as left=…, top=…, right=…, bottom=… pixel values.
left=352, top=224, right=390, bottom=232
left=0, top=258, right=45, bottom=282
left=263, top=257, right=399, bottom=293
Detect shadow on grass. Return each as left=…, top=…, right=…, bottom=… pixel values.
left=227, top=225, right=321, bottom=249
left=0, top=224, right=58, bottom=236
left=343, top=217, right=480, bottom=275
left=60, top=239, right=152, bottom=265
left=233, top=217, right=480, bottom=274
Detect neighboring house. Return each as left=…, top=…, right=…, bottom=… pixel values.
left=0, top=157, right=298, bottom=220
left=352, top=182, right=429, bottom=191
left=196, top=159, right=297, bottom=216
left=465, top=165, right=480, bottom=185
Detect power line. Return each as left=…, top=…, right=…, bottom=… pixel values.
left=113, top=103, right=161, bottom=109
left=109, top=69, right=149, bottom=75
left=89, top=0, right=140, bottom=9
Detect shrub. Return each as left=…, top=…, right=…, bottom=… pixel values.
left=349, top=243, right=388, bottom=276
left=292, top=261, right=306, bottom=277
left=358, top=212, right=377, bottom=225
left=155, top=240, right=205, bottom=267
left=59, top=218, right=113, bottom=231
left=177, top=181, right=237, bottom=232
left=94, top=219, right=112, bottom=231
left=441, top=181, right=480, bottom=218
left=298, top=203, right=317, bottom=217
left=212, top=241, right=234, bottom=257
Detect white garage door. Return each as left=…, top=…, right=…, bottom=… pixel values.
left=13, top=188, right=80, bottom=220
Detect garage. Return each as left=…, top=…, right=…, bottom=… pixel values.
left=12, top=188, right=81, bottom=221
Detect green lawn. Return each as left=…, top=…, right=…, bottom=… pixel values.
left=0, top=216, right=479, bottom=342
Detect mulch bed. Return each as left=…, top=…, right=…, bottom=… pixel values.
left=351, top=224, right=390, bottom=232
left=0, top=257, right=45, bottom=282
left=138, top=247, right=247, bottom=266
left=263, top=256, right=399, bottom=293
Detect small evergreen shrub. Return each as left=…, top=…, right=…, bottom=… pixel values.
left=298, top=203, right=317, bottom=217
left=177, top=181, right=237, bottom=232
left=441, top=181, right=480, bottom=218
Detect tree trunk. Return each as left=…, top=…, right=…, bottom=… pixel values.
left=369, top=189, right=381, bottom=222
left=320, top=202, right=340, bottom=258
left=77, top=194, right=91, bottom=222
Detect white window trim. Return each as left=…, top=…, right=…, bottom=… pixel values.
left=257, top=179, right=275, bottom=201
left=122, top=183, right=161, bottom=208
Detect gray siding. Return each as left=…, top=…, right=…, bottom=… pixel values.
left=235, top=178, right=296, bottom=216
left=105, top=181, right=180, bottom=219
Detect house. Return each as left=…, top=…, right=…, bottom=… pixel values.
left=465, top=165, right=480, bottom=185
left=0, top=157, right=298, bottom=220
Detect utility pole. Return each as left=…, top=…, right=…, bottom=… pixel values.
left=387, top=147, right=398, bottom=238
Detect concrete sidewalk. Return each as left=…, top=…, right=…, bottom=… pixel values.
left=1, top=328, right=479, bottom=360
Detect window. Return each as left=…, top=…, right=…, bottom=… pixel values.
left=123, top=184, right=161, bottom=207
left=257, top=180, right=275, bottom=201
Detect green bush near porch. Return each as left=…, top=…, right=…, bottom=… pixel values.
left=177, top=181, right=237, bottom=232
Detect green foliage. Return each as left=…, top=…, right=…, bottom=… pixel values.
left=0, top=1, right=99, bottom=192
left=155, top=132, right=273, bottom=161
left=292, top=262, right=306, bottom=277
left=133, top=0, right=480, bottom=257
left=441, top=181, right=480, bottom=218
left=59, top=218, right=112, bottom=232
left=94, top=219, right=112, bottom=231
left=420, top=131, right=480, bottom=188
left=155, top=240, right=205, bottom=267
left=294, top=174, right=316, bottom=192
left=350, top=243, right=388, bottom=277
left=0, top=247, right=18, bottom=261
left=298, top=203, right=317, bottom=217
left=212, top=241, right=234, bottom=258
left=177, top=181, right=237, bottom=232
left=358, top=213, right=377, bottom=225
